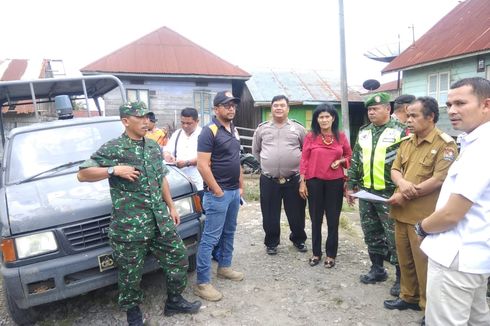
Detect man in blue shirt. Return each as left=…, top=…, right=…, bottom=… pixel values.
left=195, top=91, right=244, bottom=302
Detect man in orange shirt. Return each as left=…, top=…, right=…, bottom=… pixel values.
left=145, top=112, right=168, bottom=150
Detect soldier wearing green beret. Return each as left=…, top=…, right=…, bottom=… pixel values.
left=77, top=101, right=201, bottom=325
left=346, top=92, right=409, bottom=297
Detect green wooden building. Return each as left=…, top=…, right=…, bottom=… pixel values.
left=383, top=0, right=490, bottom=136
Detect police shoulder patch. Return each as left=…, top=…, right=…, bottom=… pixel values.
left=440, top=132, right=455, bottom=143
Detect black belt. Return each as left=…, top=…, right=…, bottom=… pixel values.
left=262, top=173, right=299, bottom=184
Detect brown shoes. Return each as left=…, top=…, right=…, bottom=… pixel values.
left=194, top=283, right=223, bottom=302
left=194, top=268, right=244, bottom=301
left=217, top=267, right=244, bottom=281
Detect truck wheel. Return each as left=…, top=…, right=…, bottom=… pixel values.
left=3, top=284, right=38, bottom=325
left=188, top=254, right=197, bottom=272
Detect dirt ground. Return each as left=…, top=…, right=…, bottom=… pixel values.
left=0, top=176, right=487, bottom=325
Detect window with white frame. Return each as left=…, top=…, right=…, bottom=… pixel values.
left=428, top=72, right=450, bottom=105
left=193, top=91, right=213, bottom=126
left=127, top=89, right=149, bottom=107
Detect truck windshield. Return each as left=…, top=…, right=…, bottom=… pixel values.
left=7, top=121, right=124, bottom=184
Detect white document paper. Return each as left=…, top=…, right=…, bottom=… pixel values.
left=351, top=190, right=388, bottom=203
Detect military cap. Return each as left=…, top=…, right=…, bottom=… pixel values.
left=394, top=94, right=415, bottom=105
left=213, top=90, right=240, bottom=106
left=119, top=101, right=149, bottom=117
left=364, top=92, right=391, bottom=108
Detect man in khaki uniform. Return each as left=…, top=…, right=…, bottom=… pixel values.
left=252, top=95, right=307, bottom=255
left=383, top=97, right=457, bottom=321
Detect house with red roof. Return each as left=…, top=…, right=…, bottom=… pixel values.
left=81, top=26, right=250, bottom=130
left=382, top=0, right=490, bottom=136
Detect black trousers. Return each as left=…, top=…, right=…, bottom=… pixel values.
left=306, top=177, right=344, bottom=258
left=260, top=174, right=307, bottom=247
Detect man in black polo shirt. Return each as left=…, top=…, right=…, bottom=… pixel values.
left=195, top=91, right=244, bottom=302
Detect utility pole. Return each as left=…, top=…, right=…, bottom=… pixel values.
left=396, top=34, right=401, bottom=95
left=338, top=0, right=350, bottom=141
left=409, top=24, right=415, bottom=44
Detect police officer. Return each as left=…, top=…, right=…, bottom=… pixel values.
left=77, top=101, right=201, bottom=326
left=347, top=92, right=409, bottom=296
left=252, top=95, right=307, bottom=255
left=383, top=97, right=457, bottom=320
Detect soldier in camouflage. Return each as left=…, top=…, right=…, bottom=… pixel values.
left=77, top=101, right=201, bottom=326
left=346, top=92, right=409, bottom=297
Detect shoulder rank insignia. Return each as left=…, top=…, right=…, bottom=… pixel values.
left=290, top=119, right=305, bottom=127
left=440, top=132, right=455, bottom=143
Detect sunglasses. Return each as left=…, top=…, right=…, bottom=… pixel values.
left=220, top=102, right=237, bottom=110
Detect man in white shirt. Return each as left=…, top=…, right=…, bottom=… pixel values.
left=164, top=108, right=203, bottom=195
left=418, top=77, right=490, bottom=326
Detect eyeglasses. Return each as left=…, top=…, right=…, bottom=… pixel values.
left=219, top=103, right=237, bottom=110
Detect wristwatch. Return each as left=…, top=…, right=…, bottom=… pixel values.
left=414, top=221, right=429, bottom=238
left=107, top=166, right=115, bottom=177
left=185, top=160, right=191, bottom=167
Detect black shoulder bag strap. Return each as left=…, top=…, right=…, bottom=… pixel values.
left=173, top=129, right=183, bottom=159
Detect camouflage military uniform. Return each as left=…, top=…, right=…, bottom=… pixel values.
left=80, top=133, right=188, bottom=310
left=347, top=118, right=408, bottom=265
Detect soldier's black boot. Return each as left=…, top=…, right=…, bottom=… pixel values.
left=390, top=265, right=401, bottom=297
left=164, top=294, right=202, bottom=316
left=360, top=253, right=388, bottom=284
left=126, top=306, right=144, bottom=326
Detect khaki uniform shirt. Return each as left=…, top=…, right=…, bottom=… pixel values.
left=252, top=119, right=306, bottom=178
left=390, top=127, right=457, bottom=224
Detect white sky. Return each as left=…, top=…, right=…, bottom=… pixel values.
left=1, top=0, right=461, bottom=87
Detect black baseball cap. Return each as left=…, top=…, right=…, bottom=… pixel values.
left=213, top=91, right=240, bottom=107
left=146, top=112, right=158, bottom=122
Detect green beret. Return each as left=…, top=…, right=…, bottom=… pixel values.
left=364, top=92, right=391, bottom=108
left=119, top=101, right=149, bottom=117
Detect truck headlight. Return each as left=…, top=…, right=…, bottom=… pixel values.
left=173, top=197, right=194, bottom=217
left=15, top=232, right=58, bottom=259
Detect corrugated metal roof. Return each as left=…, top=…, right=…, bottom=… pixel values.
left=246, top=70, right=362, bottom=105
left=81, top=26, right=250, bottom=79
left=1, top=100, right=34, bottom=114
left=0, top=59, right=48, bottom=81
left=383, top=0, right=490, bottom=73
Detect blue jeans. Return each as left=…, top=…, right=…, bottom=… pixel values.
left=197, top=189, right=240, bottom=284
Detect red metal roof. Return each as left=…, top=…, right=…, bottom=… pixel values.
left=383, top=0, right=490, bottom=73
left=81, top=26, right=250, bottom=79
left=1, top=59, right=28, bottom=81
left=0, top=59, right=49, bottom=81
left=1, top=100, right=35, bottom=114
left=0, top=59, right=50, bottom=81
